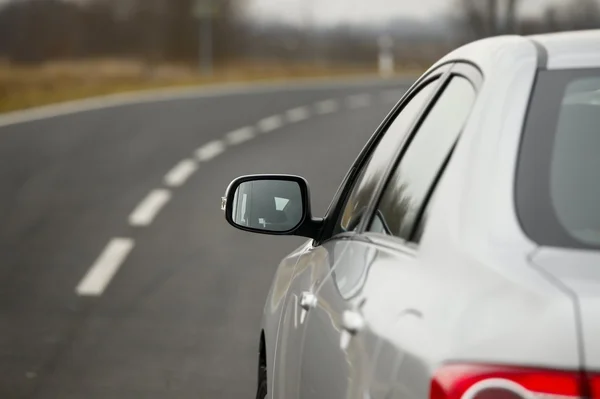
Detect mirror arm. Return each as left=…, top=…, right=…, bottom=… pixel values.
left=294, top=217, right=324, bottom=240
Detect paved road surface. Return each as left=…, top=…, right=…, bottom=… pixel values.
left=0, top=79, right=411, bottom=398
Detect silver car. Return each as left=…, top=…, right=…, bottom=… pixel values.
left=222, top=30, right=600, bottom=399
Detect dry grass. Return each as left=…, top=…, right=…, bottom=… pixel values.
left=0, top=58, right=424, bottom=113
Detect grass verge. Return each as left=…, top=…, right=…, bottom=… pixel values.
left=0, top=59, right=425, bottom=113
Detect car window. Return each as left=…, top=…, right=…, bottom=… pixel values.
left=333, top=79, right=438, bottom=236
left=367, top=76, right=476, bottom=241
left=516, top=69, right=600, bottom=250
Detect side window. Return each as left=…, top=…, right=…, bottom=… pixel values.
left=334, top=79, right=438, bottom=235
left=368, top=76, right=476, bottom=241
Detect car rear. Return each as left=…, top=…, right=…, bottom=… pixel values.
left=426, top=30, right=600, bottom=399
left=515, top=30, right=600, bottom=398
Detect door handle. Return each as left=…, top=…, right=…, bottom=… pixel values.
left=299, top=292, right=317, bottom=311
left=342, top=309, right=365, bottom=336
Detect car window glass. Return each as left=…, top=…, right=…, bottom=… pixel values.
left=368, top=76, right=476, bottom=241
left=550, top=77, right=600, bottom=245
left=516, top=69, right=600, bottom=250
left=334, top=80, right=438, bottom=235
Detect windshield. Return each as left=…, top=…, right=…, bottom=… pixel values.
left=516, top=68, right=600, bottom=250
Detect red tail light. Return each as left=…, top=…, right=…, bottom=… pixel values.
left=431, top=364, right=586, bottom=399
left=587, top=373, right=600, bottom=399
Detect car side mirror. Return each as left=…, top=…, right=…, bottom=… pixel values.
left=222, top=174, right=323, bottom=239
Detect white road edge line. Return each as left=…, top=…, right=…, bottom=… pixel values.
left=76, top=238, right=135, bottom=296
left=346, top=93, right=373, bottom=109
left=257, top=115, right=284, bottom=133
left=286, top=106, right=310, bottom=123
left=195, top=140, right=226, bottom=162
left=164, top=159, right=198, bottom=187
left=129, top=189, right=172, bottom=227
left=226, top=126, right=255, bottom=145
left=314, top=99, right=339, bottom=115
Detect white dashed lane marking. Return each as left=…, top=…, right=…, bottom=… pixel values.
left=226, top=126, right=256, bottom=145
left=257, top=115, right=284, bottom=133
left=346, top=93, right=372, bottom=109
left=128, top=189, right=172, bottom=227
left=196, top=140, right=226, bottom=161
left=314, top=99, right=339, bottom=115
left=76, top=238, right=135, bottom=296
left=164, top=159, right=198, bottom=187
left=286, top=106, right=310, bottom=123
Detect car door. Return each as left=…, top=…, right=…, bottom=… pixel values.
left=271, top=68, right=449, bottom=399
left=297, top=63, right=482, bottom=399
left=363, top=65, right=482, bottom=399
left=286, top=68, right=445, bottom=399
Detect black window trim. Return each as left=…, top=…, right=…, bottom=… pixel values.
left=313, top=62, right=457, bottom=246
left=357, top=62, right=484, bottom=250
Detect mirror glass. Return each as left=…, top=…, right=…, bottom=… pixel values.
left=231, top=179, right=304, bottom=232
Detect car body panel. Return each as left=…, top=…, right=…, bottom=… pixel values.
left=260, top=239, right=312, bottom=398
left=298, top=239, right=382, bottom=399
left=530, top=30, right=600, bottom=70
left=531, top=248, right=600, bottom=370
left=269, top=239, right=357, bottom=397
left=360, top=234, right=579, bottom=399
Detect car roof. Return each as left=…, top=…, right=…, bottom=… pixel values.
left=529, top=29, right=600, bottom=70
left=430, top=29, right=600, bottom=75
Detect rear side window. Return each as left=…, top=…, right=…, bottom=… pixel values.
left=333, top=79, right=438, bottom=235
left=368, top=76, right=476, bottom=241
left=516, top=69, right=600, bottom=250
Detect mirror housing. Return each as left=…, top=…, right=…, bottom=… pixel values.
left=222, top=174, right=323, bottom=239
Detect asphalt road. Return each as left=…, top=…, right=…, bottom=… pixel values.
left=0, top=78, right=411, bottom=398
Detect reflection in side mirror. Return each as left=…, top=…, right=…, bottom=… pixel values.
left=231, top=179, right=303, bottom=232
left=223, top=174, right=324, bottom=238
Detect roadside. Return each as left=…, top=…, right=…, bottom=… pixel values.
left=0, top=59, right=424, bottom=113
left=0, top=81, right=404, bottom=398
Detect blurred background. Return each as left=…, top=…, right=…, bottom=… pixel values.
left=1, top=0, right=599, bottom=112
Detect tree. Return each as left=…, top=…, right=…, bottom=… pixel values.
left=455, top=0, right=522, bottom=40
left=564, top=0, right=600, bottom=30
left=505, top=0, right=518, bottom=33
left=455, top=0, right=496, bottom=40
left=0, top=0, right=244, bottom=65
